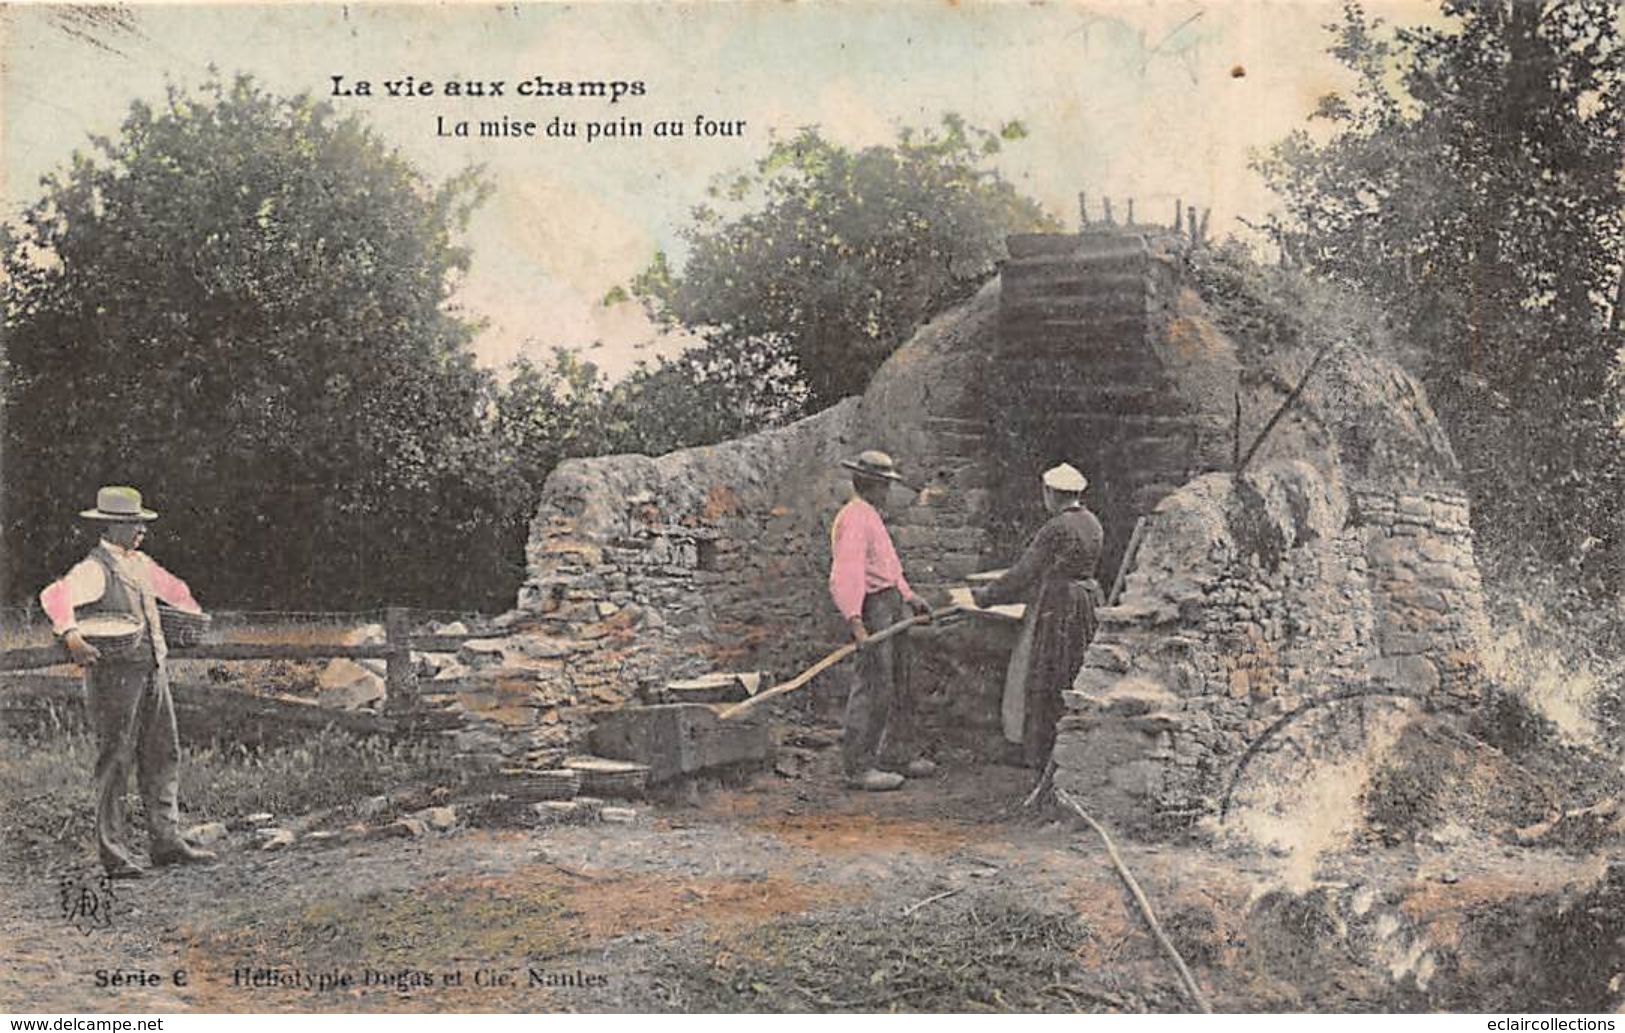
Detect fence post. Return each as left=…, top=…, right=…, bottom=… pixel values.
left=385, top=607, right=415, bottom=712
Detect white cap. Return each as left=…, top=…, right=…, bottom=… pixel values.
left=1042, top=463, right=1088, bottom=493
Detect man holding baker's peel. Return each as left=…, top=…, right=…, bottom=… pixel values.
left=39, top=486, right=215, bottom=878
left=829, top=451, right=935, bottom=793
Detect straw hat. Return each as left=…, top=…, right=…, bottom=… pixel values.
left=840, top=450, right=904, bottom=483
left=79, top=486, right=159, bottom=522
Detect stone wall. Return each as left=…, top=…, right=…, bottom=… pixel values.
left=1056, top=461, right=1491, bottom=835
left=475, top=225, right=1494, bottom=816
left=461, top=283, right=1012, bottom=766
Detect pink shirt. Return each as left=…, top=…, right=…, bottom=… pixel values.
left=828, top=496, right=917, bottom=621
left=39, top=541, right=201, bottom=635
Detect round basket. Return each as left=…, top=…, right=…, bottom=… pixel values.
left=157, top=605, right=211, bottom=647
left=77, top=615, right=143, bottom=661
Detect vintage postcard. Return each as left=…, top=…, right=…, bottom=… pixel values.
left=3, top=0, right=1622, bottom=1017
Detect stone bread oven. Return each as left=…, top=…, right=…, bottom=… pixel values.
left=485, top=226, right=1490, bottom=834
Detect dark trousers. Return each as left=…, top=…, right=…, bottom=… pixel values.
left=842, top=588, right=916, bottom=776
left=86, top=659, right=181, bottom=866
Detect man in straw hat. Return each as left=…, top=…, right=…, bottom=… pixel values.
left=39, top=486, right=215, bottom=877
left=972, top=463, right=1104, bottom=769
left=830, top=450, right=934, bottom=792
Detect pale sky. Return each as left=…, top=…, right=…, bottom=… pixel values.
left=1, top=1, right=1443, bottom=379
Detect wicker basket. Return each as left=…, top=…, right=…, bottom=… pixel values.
left=77, top=615, right=143, bottom=661
left=157, top=605, right=211, bottom=647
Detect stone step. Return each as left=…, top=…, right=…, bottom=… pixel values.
left=927, top=430, right=989, bottom=452
left=586, top=703, right=772, bottom=785
left=1001, top=265, right=1148, bottom=293
left=1124, top=435, right=1196, bottom=469
left=998, top=313, right=1149, bottom=340
left=1006, top=233, right=1151, bottom=261
left=1001, top=294, right=1148, bottom=319
left=1006, top=233, right=1087, bottom=258
left=1003, top=248, right=1151, bottom=276
left=922, top=416, right=989, bottom=434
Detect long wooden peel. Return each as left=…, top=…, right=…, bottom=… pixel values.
left=717, top=605, right=965, bottom=720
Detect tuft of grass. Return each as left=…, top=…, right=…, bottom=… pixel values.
left=0, top=725, right=467, bottom=863
left=650, top=894, right=1112, bottom=1013
left=185, top=728, right=467, bottom=817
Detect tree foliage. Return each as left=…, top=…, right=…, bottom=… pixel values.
left=634, top=117, right=1057, bottom=419
left=494, top=347, right=761, bottom=481
left=2, top=75, right=521, bottom=609
left=1255, top=0, right=1625, bottom=591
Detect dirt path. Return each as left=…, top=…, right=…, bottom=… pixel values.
left=2, top=741, right=1612, bottom=1013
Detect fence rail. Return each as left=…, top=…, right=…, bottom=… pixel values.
left=0, top=606, right=499, bottom=708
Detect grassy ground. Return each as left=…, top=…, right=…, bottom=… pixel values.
left=0, top=726, right=468, bottom=866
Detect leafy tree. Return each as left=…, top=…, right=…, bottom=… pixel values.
left=2, top=75, right=519, bottom=609
left=634, top=117, right=1057, bottom=419
left=1254, top=0, right=1625, bottom=592
left=495, top=350, right=625, bottom=491
left=495, top=347, right=757, bottom=491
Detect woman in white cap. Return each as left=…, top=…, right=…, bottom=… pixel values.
left=972, top=463, right=1103, bottom=769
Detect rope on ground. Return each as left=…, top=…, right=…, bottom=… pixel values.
left=1054, top=786, right=1212, bottom=1014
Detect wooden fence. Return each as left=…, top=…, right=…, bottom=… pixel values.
left=0, top=607, right=494, bottom=742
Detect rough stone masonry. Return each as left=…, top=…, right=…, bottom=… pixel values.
left=468, top=226, right=1490, bottom=832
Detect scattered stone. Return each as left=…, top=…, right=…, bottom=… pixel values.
left=185, top=822, right=228, bottom=846
left=419, top=806, right=458, bottom=831
left=518, top=637, right=575, bottom=660
left=303, top=830, right=340, bottom=842
left=600, top=807, right=637, bottom=824
left=459, top=638, right=508, bottom=669
left=259, top=828, right=295, bottom=851
left=383, top=818, right=429, bottom=839
left=414, top=652, right=458, bottom=678
left=784, top=728, right=840, bottom=750
left=440, top=621, right=470, bottom=637
left=243, top=812, right=275, bottom=826
left=317, top=658, right=387, bottom=710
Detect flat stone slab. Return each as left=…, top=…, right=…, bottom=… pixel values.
left=587, top=703, right=772, bottom=784
left=655, top=671, right=764, bottom=704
